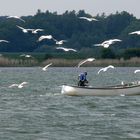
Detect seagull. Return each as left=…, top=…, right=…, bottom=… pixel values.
left=129, top=31, right=140, bottom=35
left=134, top=69, right=140, bottom=73
left=7, top=16, right=25, bottom=22
left=94, top=39, right=122, bottom=48
left=24, top=55, right=32, bottom=58
left=42, top=63, right=52, bottom=71
left=20, top=54, right=32, bottom=58
left=55, top=40, right=67, bottom=45
left=17, top=26, right=30, bottom=33
left=32, top=29, right=44, bottom=34
left=77, top=58, right=95, bottom=68
left=56, top=47, right=77, bottom=52
left=79, top=17, right=98, bottom=21
left=16, top=25, right=34, bottom=33
left=9, top=84, right=19, bottom=88
left=0, top=40, right=9, bottom=43
left=18, top=82, right=28, bottom=88
left=9, top=82, right=28, bottom=88
left=17, top=26, right=44, bottom=34
left=38, top=35, right=54, bottom=42
left=97, top=65, right=115, bottom=74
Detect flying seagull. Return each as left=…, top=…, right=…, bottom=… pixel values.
left=97, top=65, right=115, bottom=74
left=16, top=25, right=34, bottom=33
left=77, top=58, right=95, bottom=68
left=42, top=63, right=52, bottom=71
left=18, top=82, right=28, bottom=88
left=79, top=17, right=98, bottom=21
left=17, top=26, right=44, bottom=34
left=20, top=54, right=32, bottom=58
left=0, top=40, right=9, bottom=43
left=56, top=47, right=77, bottom=52
left=32, top=29, right=44, bottom=34
left=7, top=16, right=25, bottom=22
left=8, top=84, right=19, bottom=88
left=94, top=39, right=122, bottom=48
left=129, top=31, right=140, bottom=35
left=134, top=69, right=140, bottom=73
left=24, top=55, right=32, bottom=58
left=9, top=82, right=28, bottom=88
left=55, top=40, right=67, bottom=45
left=38, top=35, right=54, bottom=42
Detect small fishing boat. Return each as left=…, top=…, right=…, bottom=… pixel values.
left=61, top=83, right=140, bottom=96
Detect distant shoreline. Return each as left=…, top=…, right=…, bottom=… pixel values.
left=0, top=57, right=140, bottom=67
left=43, top=58, right=140, bottom=67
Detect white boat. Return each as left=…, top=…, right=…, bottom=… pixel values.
left=61, top=84, right=140, bottom=96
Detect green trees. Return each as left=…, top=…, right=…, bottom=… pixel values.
left=122, top=48, right=140, bottom=59
left=101, top=48, right=116, bottom=59
left=0, top=10, right=139, bottom=59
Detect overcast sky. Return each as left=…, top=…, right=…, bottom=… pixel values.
left=0, top=0, right=139, bottom=18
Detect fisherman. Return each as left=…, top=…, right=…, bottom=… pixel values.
left=78, top=72, right=88, bottom=86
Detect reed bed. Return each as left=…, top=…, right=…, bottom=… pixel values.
left=0, top=57, right=140, bottom=67
left=0, top=57, right=38, bottom=67
left=41, top=59, right=80, bottom=67
left=41, top=57, right=140, bottom=67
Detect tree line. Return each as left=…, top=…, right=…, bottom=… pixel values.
left=0, top=10, right=140, bottom=59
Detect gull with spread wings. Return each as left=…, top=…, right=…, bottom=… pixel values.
left=77, top=58, right=95, bottom=68
left=38, top=35, right=55, bottom=42
left=129, top=31, right=140, bottom=35
left=55, top=40, right=67, bottom=45
left=16, top=25, right=33, bottom=33
left=42, top=63, right=52, bottom=71
left=7, top=16, right=25, bottom=22
left=9, top=82, right=28, bottom=88
left=0, top=40, right=9, bottom=43
left=97, top=65, right=115, bottom=74
left=56, top=47, right=77, bottom=52
left=32, top=29, right=44, bottom=34
left=94, top=39, right=122, bottom=48
left=134, top=69, right=140, bottom=73
left=79, top=17, right=98, bottom=21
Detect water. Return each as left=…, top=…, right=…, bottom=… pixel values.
left=0, top=67, right=140, bottom=140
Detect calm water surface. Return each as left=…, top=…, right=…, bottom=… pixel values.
left=0, top=67, right=140, bottom=140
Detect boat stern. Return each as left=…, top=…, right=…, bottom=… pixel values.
left=61, top=85, right=77, bottom=95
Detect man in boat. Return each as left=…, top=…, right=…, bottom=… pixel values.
left=78, top=72, right=88, bottom=86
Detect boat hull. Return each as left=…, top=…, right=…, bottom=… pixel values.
left=61, top=85, right=140, bottom=96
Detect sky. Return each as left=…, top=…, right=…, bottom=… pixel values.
left=0, top=0, right=140, bottom=18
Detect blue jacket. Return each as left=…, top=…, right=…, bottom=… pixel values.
left=79, top=73, right=87, bottom=81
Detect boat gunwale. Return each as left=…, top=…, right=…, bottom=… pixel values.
left=63, top=84, right=140, bottom=90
